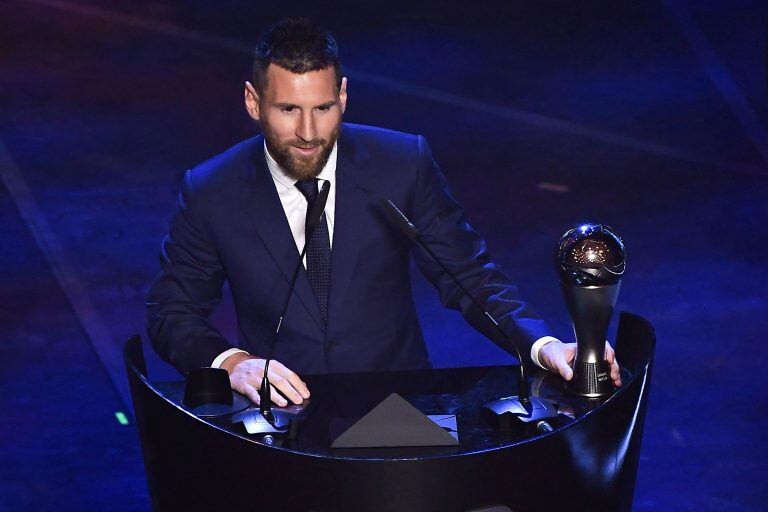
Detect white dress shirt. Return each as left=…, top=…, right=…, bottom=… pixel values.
left=265, top=142, right=337, bottom=258
left=212, top=141, right=561, bottom=370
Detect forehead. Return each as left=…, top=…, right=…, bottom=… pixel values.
left=262, top=64, right=338, bottom=103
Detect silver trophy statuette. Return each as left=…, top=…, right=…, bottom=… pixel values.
left=556, top=224, right=626, bottom=397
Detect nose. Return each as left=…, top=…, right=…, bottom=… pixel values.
left=296, top=110, right=317, bottom=143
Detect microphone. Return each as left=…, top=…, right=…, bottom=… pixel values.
left=259, top=180, right=331, bottom=425
left=380, top=199, right=559, bottom=434
left=307, top=181, right=331, bottom=232
left=381, top=199, right=420, bottom=241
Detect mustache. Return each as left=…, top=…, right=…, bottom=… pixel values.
left=291, top=140, right=325, bottom=149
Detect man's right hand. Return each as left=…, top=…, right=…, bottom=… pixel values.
left=220, top=353, right=311, bottom=407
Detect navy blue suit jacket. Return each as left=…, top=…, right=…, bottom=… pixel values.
left=147, top=123, right=551, bottom=376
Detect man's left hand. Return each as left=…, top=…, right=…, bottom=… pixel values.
left=538, top=340, right=622, bottom=387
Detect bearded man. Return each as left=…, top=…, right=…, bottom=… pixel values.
left=146, top=18, right=621, bottom=407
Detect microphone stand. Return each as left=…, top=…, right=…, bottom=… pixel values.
left=380, top=199, right=559, bottom=434
left=259, top=181, right=330, bottom=426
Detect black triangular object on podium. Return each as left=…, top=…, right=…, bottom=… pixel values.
left=331, top=393, right=458, bottom=448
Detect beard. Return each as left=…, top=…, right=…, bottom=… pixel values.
left=263, top=123, right=340, bottom=181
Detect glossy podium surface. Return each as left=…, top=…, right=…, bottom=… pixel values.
left=126, top=312, right=655, bottom=512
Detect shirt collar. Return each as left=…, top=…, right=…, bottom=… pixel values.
left=264, top=140, right=337, bottom=190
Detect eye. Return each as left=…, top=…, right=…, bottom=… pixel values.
left=280, top=106, right=296, bottom=113
left=316, top=105, right=330, bottom=112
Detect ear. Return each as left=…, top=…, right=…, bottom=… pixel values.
left=244, top=81, right=261, bottom=121
left=339, top=76, right=348, bottom=115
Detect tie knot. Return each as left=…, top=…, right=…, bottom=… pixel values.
left=295, top=178, right=320, bottom=204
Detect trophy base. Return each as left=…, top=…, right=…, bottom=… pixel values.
left=567, top=360, right=613, bottom=397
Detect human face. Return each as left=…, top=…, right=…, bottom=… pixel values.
left=245, top=64, right=347, bottom=181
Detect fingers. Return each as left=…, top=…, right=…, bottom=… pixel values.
left=235, top=381, right=261, bottom=406
left=540, top=342, right=574, bottom=381
left=611, top=359, right=622, bottom=387
left=264, top=360, right=309, bottom=406
left=236, top=373, right=294, bottom=407
left=563, top=342, right=577, bottom=362
left=609, top=355, right=622, bottom=387
left=604, top=342, right=622, bottom=387
left=556, top=355, right=574, bottom=381
left=271, top=361, right=311, bottom=400
left=269, top=384, right=289, bottom=407
left=557, top=342, right=576, bottom=381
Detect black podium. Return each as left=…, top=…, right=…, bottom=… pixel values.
left=125, top=312, right=655, bottom=512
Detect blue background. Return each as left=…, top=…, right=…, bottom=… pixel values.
left=1, top=1, right=766, bottom=510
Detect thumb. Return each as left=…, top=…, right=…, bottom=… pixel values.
left=554, top=350, right=574, bottom=381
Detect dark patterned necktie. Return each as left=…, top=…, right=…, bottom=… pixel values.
left=295, top=178, right=331, bottom=321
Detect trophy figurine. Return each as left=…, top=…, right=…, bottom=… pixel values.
left=556, top=224, right=626, bottom=397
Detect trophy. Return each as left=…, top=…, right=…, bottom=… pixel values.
left=556, top=224, right=626, bottom=397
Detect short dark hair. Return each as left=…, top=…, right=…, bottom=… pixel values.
left=252, top=18, right=342, bottom=94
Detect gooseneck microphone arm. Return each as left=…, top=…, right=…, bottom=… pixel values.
left=380, top=199, right=530, bottom=403
left=259, top=181, right=331, bottom=422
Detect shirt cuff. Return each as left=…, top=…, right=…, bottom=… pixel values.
left=530, top=336, right=562, bottom=370
left=211, top=348, right=249, bottom=369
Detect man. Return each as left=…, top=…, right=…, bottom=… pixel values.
left=147, top=18, right=621, bottom=407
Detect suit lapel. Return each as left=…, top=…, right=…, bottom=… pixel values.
left=327, top=128, right=370, bottom=334
left=240, top=138, right=325, bottom=332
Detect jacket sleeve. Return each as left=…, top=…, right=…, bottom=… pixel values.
left=408, top=135, right=552, bottom=364
left=146, top=170, right=234, bottom=375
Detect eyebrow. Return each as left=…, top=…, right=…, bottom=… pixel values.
left=273, top=100, right=338, bottom=109
left=316, top=100, right=338, bottom=109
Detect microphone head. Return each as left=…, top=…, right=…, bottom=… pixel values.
left=556, top=223, right=625, bottom=286
left=307, top=181, right=331, bottom=231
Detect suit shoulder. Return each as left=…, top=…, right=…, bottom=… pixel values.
left=342, top=123, right=423, bottom=157
left=186, top=136, right=261, bottom=195
left=343, top=123, right=419, bottom=140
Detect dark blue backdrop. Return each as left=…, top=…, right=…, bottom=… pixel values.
left=1, top=1, right=766, bottom=510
